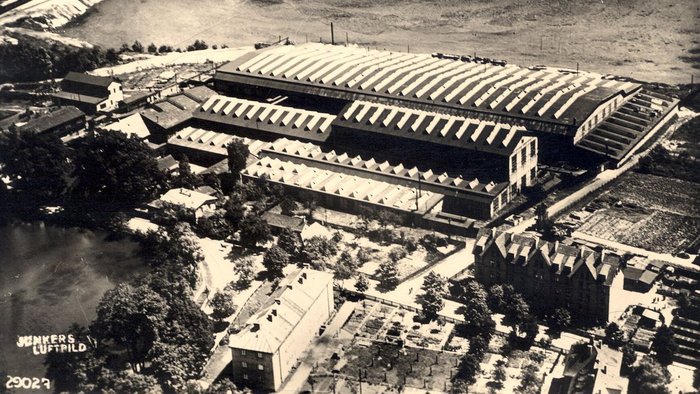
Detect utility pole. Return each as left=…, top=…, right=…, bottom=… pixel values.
left=346, top=32, right=348, bottom=46
left=330, top=22, right=335, bottom=45
left=576, top=62, right=579, bottom=75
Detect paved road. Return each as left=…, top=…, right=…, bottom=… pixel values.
left=278, top=301, right=359, bottom=394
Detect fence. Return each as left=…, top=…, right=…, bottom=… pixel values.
left=338, top=287, right=464, bottom=325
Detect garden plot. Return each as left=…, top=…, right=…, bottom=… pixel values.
left=574, top=172, right=700, bottom=253
left=339, top=342, right=463, bottom=392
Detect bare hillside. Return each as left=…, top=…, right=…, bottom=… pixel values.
left=53, top=0, right=700, bottom=84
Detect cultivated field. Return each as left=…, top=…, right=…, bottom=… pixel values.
left=60, top=0, right=699, bottom=84
left=577, top=172, right=700, bottom=253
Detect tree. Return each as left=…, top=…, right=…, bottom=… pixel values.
left=147, top=43, right=158, bottom=53
left=263, top=245, right=290, bottom=279
left=105, top=48, right=120, bottom=63
left=452, top=279, right=488, bottom=305
left=72, top=131, right=166, bottom=205
left=355, top=274, right=369, bottom=293
left=456, top=353, right=481, bottom=385
left=376, top=259, right=399, bottom=290
left=92, top=283, right=169, bottom=372
left=105, top=371, right=161, bottom=393
left=209, top=291, right=236, bottom=321
left=226, top=139, right=249, bottom=175
left=300, top=235, right=338, bottom=268
left=604, top=322, right=625, bottom=349
left=651, top=325, right=677, bottom=366
left=419, top=271, right=446, bottom=321
left=223, top=192, right=245, bottom=227
left=233, top=257, right=256, bottom=289
left=173, top=156, right=202, bottom=189
left=158, top=45, right=173, bottom=53
left=334, top=250, right=357, bottom=281
left=547, top=308, right=571, bottom=335
left=630, top=356, right=671, bottom=394
left=516, top=363, right=542, bottom=394
left=187, top=40, right=209, bottom=51
left=535, top=203, right=548, bottom=229
left=0, top=129, right=71, bottom=201
left=492, top=359, right=507, bottom=390
left=462, top=297, right=494, bottom=335
left=148, top=342, right=203, bottom=391
left=503, top=292, right=530, bottom=329
left=205, top=378, right=252, bottom=394
left=388, top=245, right=408, bottom=262
left=238, top=214, right=272, bottom=248
left=44, top=324, right=104, bottom=393
left=622, top=342, right=637, bottom=374
left=132, top=40, right=144, bottom=53
left=280, top=196, right=298, bottom=216
left=487, top=284, right=513, bottom=313
left=277, top=227, right=302, bottom=257
left=197, top=211, right=234, bottom=240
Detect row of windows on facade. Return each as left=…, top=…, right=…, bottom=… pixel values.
left=510, top=140, right=536, bottom=174
left=240, top=361, right=265, bottom=370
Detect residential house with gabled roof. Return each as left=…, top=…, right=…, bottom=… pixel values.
left=473, top=229, right=624, bottom=323
left=229, top=268, right=334, bottom=391
left=546, top=340, right=628, bottom=394
left=52, top=72, right=123, bottom=113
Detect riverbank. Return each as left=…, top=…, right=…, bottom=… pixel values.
left=0, top=221, right=146, bottom=382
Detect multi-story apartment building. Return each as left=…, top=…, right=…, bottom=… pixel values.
left=229, top=268, right=334, bottom=392
left=473, top=230, right=624, bottom=323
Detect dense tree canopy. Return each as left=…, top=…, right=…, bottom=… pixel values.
left=92, top=283, right=170, bottom=371
left=604, top=322, right=625, bottom=349
left=651, top=325, right=677, bottom=366
left=0, top=36, right=118, bottom=82
left=630, top=356, right=671, bottom=394
left=238, top=214, right=272, bottom=248
left=263, top=245, right=290, bottom=279
left=0, top=129, right=71, bottom=201
left=72, top=131, right=166, bottom=205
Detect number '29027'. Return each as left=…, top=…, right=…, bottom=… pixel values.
left=5, top=376, right=50, bottom=390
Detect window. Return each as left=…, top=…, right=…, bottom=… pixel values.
left=511, top=155, right=517, bottom=173
left=241, top=361, right=247, bottom=368
left=243, top=374, right=248, bottom=380
left=241, top=350, right=246, bottom=356
left=257, top=352, right=263, bottom=359
left=530, top=167, right=536, bottom=182
left=258, top=364, right=264, bottom=371
left=521, top=148, right=527, bottom=166
left=529, top=140, right=536, bottom=157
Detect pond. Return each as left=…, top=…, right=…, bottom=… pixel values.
left=0, top=222, right=145, bottom=383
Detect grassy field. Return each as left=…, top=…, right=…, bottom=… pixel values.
left=59, top=0, right=699, bottom=84
left=578, top=172, right=700, bottom=253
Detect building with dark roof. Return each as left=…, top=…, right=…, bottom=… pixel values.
left=229, top=268, right=333, bottom=392
left=473, top=230, right=624, bottom=323
left=140, top=86, right=217, bottom=136
left=546, top=340, right=628, bottom=394
left=214, top=43, right=679, bottom=166
left=18, top=106, right=85, bottom=136
left=52, top=72, right=123, bottom=113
